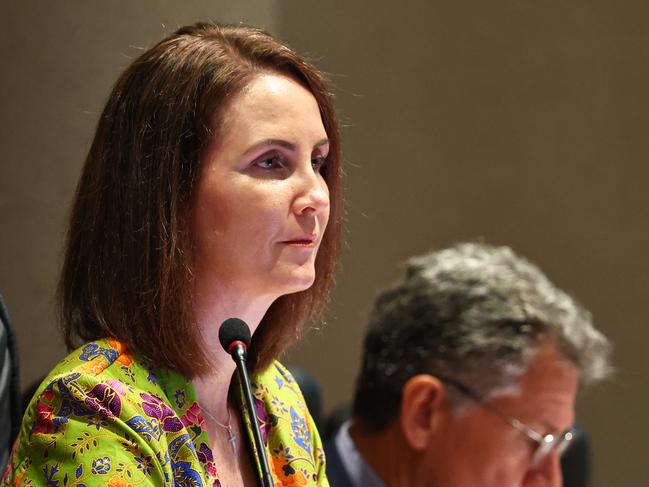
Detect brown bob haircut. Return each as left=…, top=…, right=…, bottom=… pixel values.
left=58, top=22, right=342, bottom=377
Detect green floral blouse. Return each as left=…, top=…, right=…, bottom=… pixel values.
left=2, top=339, right=328, bottom=486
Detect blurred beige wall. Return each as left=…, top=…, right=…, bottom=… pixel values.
left=279, top=2, right=648, bottom=487
left=1, top=2, right=647, bottom=486
left=0, top=0, right=278, bottom=385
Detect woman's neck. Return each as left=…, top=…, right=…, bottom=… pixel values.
left=191, top=279, right=276, bottom=423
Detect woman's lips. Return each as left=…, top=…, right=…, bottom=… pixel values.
left=281, top=235, right=317, bottom=247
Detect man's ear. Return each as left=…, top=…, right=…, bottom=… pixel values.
left=399, top=375, right=446, bottom=451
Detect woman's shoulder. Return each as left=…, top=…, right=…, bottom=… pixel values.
left=51, top=338, right=151, bottom=380
left=26, top=338, right=161, bottom=406
left=3, top=339, right=209, bottom=486
left=20, top=339, right=173, bottom=439
left=252, top=360, right=312, bottom=438
left=254, top=360, right=306, bottom=403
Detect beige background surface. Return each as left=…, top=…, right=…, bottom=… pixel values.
left=1, top=2, right=647, bottom=486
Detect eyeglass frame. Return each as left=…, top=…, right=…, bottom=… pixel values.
left=437, top=376, right=575, bottom=468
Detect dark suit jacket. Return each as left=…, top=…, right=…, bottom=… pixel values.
left=324, top=436, right=355, bottom=487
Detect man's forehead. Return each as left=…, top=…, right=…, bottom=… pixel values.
left=489, top=343, right=579, bottom=431
left=521, top=343, right=579, bottom=390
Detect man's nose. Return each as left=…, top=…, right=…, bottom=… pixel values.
left=523, top=452, right=562, bottom=487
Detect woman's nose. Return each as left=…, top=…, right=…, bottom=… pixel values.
left=293, top=167, right=329, bottom=216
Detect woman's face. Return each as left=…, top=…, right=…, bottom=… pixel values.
left=193, top=73, right=330, bottom=300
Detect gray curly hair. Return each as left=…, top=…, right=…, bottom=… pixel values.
left=352, top=242, right=611, bottom=430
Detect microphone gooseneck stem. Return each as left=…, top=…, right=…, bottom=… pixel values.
left=231, top=345, right=275, bottom=487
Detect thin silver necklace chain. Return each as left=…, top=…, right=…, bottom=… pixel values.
left=201, top=404, right=237, bottom=454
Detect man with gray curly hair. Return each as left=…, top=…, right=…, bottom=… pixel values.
left=326, top=242, right=610, bottom=487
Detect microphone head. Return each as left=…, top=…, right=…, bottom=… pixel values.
left=218, top=318, right=252, bottom=353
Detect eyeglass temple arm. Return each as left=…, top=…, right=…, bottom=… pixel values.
left=437, top=376, right=545, bottom=443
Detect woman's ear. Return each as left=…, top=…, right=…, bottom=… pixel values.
left=399, top=375, right=446, bottom=451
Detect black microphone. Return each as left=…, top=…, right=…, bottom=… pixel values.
left=219, top=318, right=274, bottom=487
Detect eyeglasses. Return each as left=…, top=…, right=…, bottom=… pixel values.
left=439, top=377, right=575, bottom=468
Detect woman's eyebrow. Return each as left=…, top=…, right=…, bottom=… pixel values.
left=313, top=138, right=330, bottom=150
left=244, top=138, right=330, bottom=155
left=244, top=139, right=296, bottom=155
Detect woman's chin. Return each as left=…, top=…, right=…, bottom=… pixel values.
left=272, top=267, right=317, bottom=296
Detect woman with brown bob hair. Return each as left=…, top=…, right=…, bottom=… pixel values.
left=3, top=22, right=341, bottom=486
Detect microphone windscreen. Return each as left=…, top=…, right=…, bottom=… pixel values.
left=218, top=318, right=252, bottom=352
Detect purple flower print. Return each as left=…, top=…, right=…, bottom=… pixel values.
left=197, top=443, right=218, bottom=479
left=253, top=396, right=272, bottom=445
left=197, top=442, right=214, bottom=464
left=140, top=392, right=183, bottom=432
left=85, top=383, right=122, bottom=417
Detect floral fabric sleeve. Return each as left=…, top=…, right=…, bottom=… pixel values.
left=3, top=375, right=167, bottom=487
left=2, top=340, right=214, bottom=487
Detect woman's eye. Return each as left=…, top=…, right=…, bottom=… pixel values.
left=311, top=155, right=327, bottom=172
left=255, top=155, right=284, bottom=170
